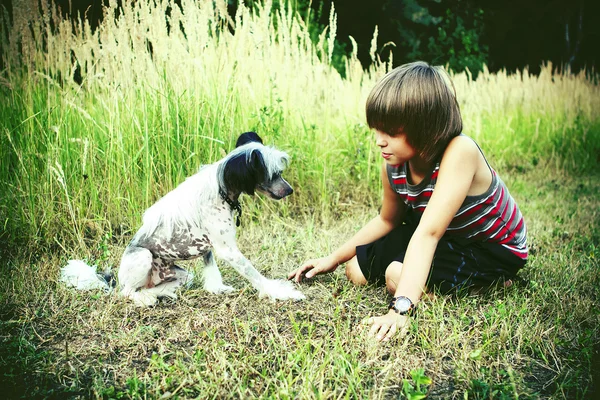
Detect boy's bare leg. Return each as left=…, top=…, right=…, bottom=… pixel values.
left=384, top=261, right=403, bottom=294
left=385, top=261, right=437, bottom=301
left=345, top=257, right=438, bottom=301
left=345, top=256, right=368, bottom=285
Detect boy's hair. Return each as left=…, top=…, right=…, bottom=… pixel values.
left=366, top=61, right=463, bottom=163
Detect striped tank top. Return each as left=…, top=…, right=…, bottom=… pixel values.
left=387, top=147, right=528, bottom=260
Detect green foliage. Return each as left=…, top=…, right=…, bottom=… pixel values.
left=99, top=385, right=127, bottom=399
left=386, top=0, right=489, bottom=76
left=402, top=368, right=431, bottom=399
left=469, top=368, right=518, bottom=399
left=426, top=7, right=488, bottom=77
left=125, top=373, right=147, bottom=398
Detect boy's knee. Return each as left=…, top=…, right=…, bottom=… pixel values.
left=345, top=257, right=368, bottom=286
left=385, top=262, right=403, bottom=294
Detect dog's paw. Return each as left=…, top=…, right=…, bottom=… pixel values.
left=155, top=288, right=179, bottom=300
left=204, top=283, right=237, bottom=295
left=129, top=291, right=159, bottom=307
left=259, top=279, right=306, bottom=301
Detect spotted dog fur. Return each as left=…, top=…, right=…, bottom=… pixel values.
left=117, top=132, right=305, bottom=306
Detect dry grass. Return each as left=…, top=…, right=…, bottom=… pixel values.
left=1, top=165, right=599, bottom=398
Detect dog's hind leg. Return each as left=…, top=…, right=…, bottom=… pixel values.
left=118, top=246, right=153, bottom=292
left=202, top=251, right=236, bottom=294
left=117, top=246, right=159, bottom=307
left=134, top=265, right=193, bottom=305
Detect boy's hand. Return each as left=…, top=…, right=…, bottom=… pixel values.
left=288, top=255, right=337, bottom=283
left=363, top=310, right=410, bottom=341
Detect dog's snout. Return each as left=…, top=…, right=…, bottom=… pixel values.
left=280, top=180, right=293, bottom=198
left=271, top=184, right=293, bottom=200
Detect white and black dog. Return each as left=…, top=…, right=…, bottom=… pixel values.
left=61, top=132, right=305, bottom=306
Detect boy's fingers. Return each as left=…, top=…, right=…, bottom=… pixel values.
left=305, top=266, right=319, bottom=278
left=300, top=265, right=312, bottom=277
left=375, top=324, right=389, bottom=341
left=292, top=271, right=301, bottom=283
left=361, top=317, right=374, bottom=325
left=287, top=268, right=301, bottom=280
left=369, top=322, right=381, bottom=337
left=291, top=265, right=314, bottom=282
left=383, top=324, right=397, bottom=341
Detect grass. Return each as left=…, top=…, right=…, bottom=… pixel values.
left=1, top=166, right=599, bottom=398
left=1, top=0, right=599, bottom=398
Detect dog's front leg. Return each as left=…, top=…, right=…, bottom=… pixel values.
left=202, top=251, right=236, bottom=294
left=211, top=241, right=305, bottom=301
left=211, top=242, right=267, bottom=288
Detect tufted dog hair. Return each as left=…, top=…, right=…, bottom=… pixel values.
left=61, top=132, right=305, bottom=306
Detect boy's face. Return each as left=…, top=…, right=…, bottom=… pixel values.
left=374, top=129, right=417, bottom=165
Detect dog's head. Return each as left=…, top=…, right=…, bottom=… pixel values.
left=220, top=132, right=293, bottom=200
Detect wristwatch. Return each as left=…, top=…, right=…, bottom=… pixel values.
left=389, top=296, right=415, bottom=315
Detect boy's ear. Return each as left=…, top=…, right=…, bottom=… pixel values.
left=236, top=132, right=263, bottom=147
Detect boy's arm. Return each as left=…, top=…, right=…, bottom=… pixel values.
left=395, top=136, right=479, bottom=304
left=329, top=161, right=406, bottom=265
left=289, top=162, right=406, bottom=281
left=367, top=136, right=480, bottom=340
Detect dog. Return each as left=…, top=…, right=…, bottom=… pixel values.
left=61, top=132, right=305, bottom=306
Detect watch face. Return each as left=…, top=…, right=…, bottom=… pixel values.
left=394, top=297, right=412, bottom=314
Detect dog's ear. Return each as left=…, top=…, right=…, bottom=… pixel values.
left=222, top=149, right=267, bottom=196
left=236, top=132, right=263, bottom=147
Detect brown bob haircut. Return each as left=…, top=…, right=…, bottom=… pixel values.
left=366, top=61, right=463, bottom=163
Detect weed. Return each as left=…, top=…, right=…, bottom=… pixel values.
left=402, top=368, right=432, bottom=399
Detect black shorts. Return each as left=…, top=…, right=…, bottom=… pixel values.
left=356, top=211, right=526, bottom=294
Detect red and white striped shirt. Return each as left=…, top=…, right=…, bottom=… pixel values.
left=387, top=157, right=528, bottom=260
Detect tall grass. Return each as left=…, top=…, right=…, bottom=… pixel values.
left=1, top=0, right=598, bottom=255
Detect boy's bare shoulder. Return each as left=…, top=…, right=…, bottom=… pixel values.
left=444, top=135, right=479, bottom=159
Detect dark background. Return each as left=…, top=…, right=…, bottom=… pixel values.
left=305, top=0, right=600, bottom=75
left=1, top=0, right=599, bottom=76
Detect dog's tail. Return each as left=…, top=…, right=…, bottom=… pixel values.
left=60, top=260, right=115, bottom=291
